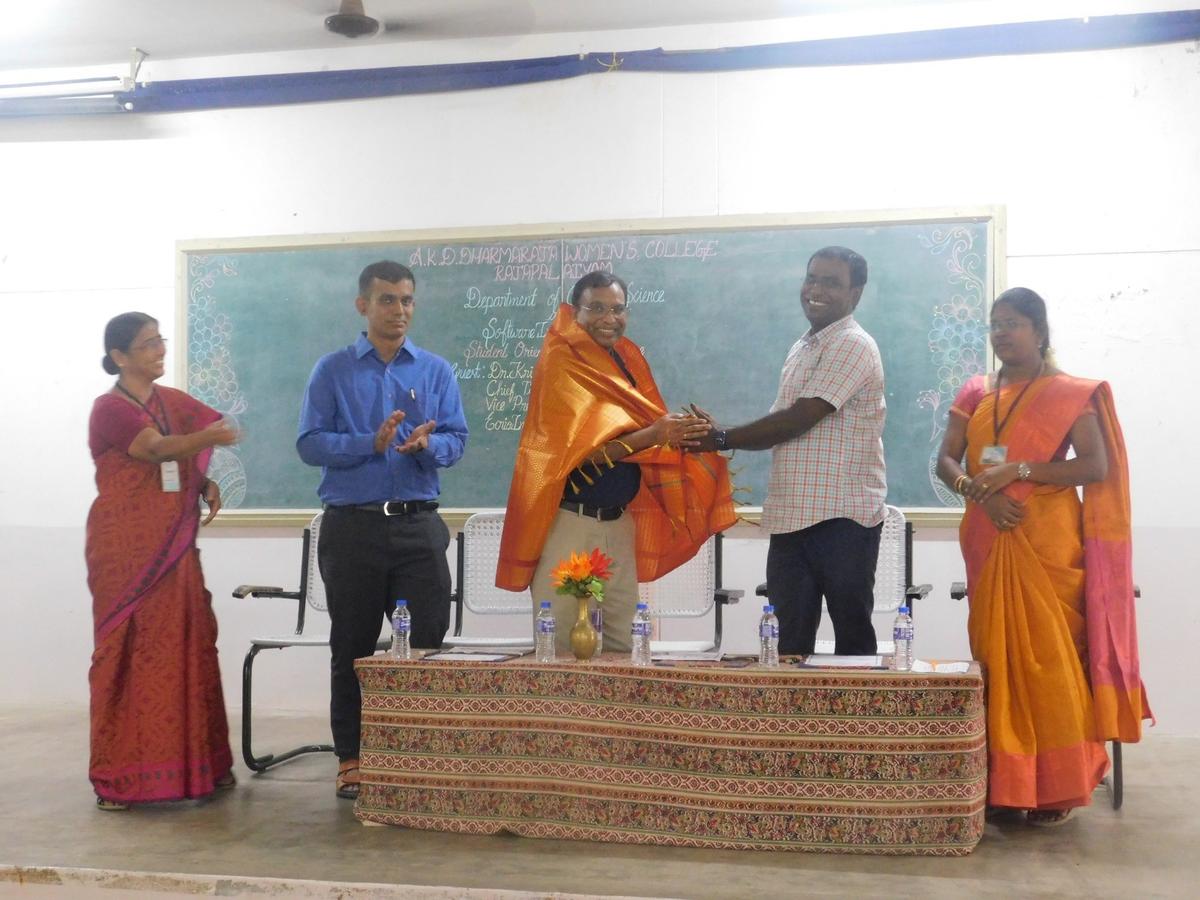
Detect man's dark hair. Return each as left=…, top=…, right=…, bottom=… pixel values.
left=808, top=246, right=868, bottom=289
left=358, top=261, right=416, bottom=297
left=569, top=270, right=629, bottom=307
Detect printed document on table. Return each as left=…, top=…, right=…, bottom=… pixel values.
left=651, top=650, right=724, bottom=661
left=910, top=659, right=972, bottom=673
left=800, top=654, right=884, bottom=668
left=421, top=649, right=530, bottom=661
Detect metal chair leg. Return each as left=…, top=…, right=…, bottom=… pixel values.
left=1110, top=740, right=1123, bottom=810
left=242, top=644, right=333, bottom=772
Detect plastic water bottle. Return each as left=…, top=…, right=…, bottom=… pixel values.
left=535, top=601, right=556, bottom=662
left=891, top=605, right=914, bottom=671
left=758, top=605, right=780, bottom=667
left=390, top=599, right=412, bottom=659
left=631, top=602, right=652, bottom=666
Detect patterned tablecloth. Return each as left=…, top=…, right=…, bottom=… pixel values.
left=354, top=655, right=986, bottom=855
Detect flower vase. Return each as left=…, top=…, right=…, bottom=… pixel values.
left=569, top=595, right=598, bottom=660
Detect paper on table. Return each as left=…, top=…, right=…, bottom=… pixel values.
left=421, top=651, right=522, bottom=662
left=801, top=654, right=884, bottom=668
left=427, top=644, right=532, bottom=655
left=933, top=661, right=971, bottom=673
left=651, top=650, right=724, bottom=661
left=910, top=659, right=971, bottom=674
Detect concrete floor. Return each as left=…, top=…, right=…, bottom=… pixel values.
left=1, top=706, right=1195, bottom=899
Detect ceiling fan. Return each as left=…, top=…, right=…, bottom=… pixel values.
left=324, top=0, right=403, bottom=39
left=320, top=1, right=537, bottom=42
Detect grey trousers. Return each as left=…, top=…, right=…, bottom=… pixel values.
left=529, top=507, right=639, bottom=654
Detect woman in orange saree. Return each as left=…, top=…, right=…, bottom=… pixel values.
left=937, top=288, right=1149, bottom=826
left=87, top=313, right=240, bottom=809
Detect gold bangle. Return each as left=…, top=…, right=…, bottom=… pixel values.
left=954, top=474, right=968, bottom=494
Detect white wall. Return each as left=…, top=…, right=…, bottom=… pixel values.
left=1, top=22, right=1196, bottom=735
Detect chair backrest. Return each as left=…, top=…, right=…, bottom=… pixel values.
left=305, top=512, right=328, bottom=613
left=638, top=536, right=718, bottom=619
left=461, top=510, right=533, bottom=615
left=872, top=505, right=908, bottom=614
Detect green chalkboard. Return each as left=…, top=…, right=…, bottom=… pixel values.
left=179, top=211, right=999, bottom=514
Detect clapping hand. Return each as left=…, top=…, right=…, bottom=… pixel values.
left=374, top=410, right=407, bottom=454
left=396, top=419, right=437, bottom=455
left=202, top=418, right=240, bottom=447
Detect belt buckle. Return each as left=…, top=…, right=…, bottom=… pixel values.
left=382, top=500, right=404, bottom=516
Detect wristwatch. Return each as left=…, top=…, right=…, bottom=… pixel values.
left=1017, top=462, right=1031, bottom=481
left=714, top=429, right=729, bottom=452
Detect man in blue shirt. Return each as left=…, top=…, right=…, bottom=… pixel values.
left=297, top=260, right=468, bottom=799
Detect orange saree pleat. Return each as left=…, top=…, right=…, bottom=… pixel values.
left=966, top=487, right=1108, bottom=809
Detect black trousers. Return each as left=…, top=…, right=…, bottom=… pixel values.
left=765, top=517, right=883, bottom=656
left=318, top=506, right=451, bottom=759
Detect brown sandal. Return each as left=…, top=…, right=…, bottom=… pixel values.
left=1026, top=807, right=1074, bottom=827
left=335, top=759, right=360, bottom=800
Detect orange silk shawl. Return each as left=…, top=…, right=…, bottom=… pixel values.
left=496, top=303, right=737, bottom=591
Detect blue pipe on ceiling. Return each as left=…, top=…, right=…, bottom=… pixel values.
left=4, top=10, right=1199, bottom=117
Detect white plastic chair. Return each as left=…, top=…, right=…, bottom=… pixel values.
left=445, top=511, right=742, bottom=652
left=443, top=510, right=535, bottom=650
left=640, top=534, right=743, bottom=653
left=233, top=512, right=388, bottom=771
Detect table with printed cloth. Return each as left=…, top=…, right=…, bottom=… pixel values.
left=353, top=655, right=986, bottom=856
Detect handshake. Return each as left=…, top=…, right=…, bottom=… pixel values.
left=655, top=403, right=725, bottom=454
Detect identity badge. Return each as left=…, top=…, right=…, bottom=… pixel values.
left=979, top=445, right=1008, bottom=466
left=160, top=460, right=182, bottom=492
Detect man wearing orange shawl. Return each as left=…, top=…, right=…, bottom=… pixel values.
left=938, top=288, right=1150, bottom=826
left=496, top=272, right=737, bottom=652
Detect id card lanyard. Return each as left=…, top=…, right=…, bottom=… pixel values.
left=115, top=383, right=180, bottom=492
left=981, top=362, right=1044, bottom=465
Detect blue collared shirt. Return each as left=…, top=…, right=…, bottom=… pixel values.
left=297, top=333, right=468, bottom=505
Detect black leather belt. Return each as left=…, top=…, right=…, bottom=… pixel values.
left=329, top=500, right=439, bottom=516
left=559, top=500, right=624, bottom=521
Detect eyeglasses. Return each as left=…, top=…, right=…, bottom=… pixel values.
left=132, top=336, right=168, bottom=351
left=580, top=303, right=628, bottom=318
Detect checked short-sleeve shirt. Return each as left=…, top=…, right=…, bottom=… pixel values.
left=761, top=315, right=887, bottom=534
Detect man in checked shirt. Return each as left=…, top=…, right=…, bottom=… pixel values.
left=690, top=246, right=886, bottom=655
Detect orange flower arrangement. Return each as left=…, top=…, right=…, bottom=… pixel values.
left=551, top=548, right=614, bottom=602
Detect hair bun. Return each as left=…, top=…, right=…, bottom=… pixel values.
left=102, top=355, right=119, bottom=375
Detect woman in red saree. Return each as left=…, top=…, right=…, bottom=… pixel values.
left=87, top=312, right=240, bottom=809
left=937, top=288, right=1149, bottom=826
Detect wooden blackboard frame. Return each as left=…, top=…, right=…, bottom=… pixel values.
left=176, top=206, right=1004, bottom=529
